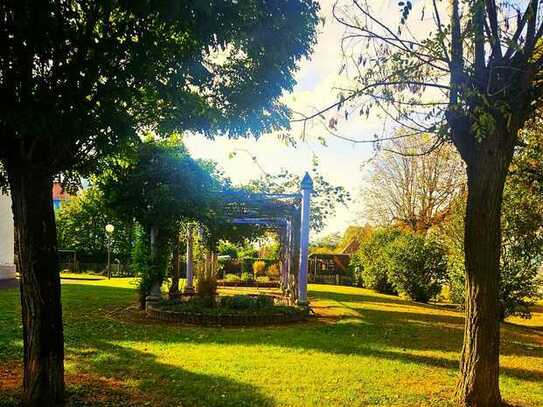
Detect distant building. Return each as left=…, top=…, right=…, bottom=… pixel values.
left=0, top=183, right=71, bottom=280
left=0, top=194, right=15, bottom=280
left=52, top=182, right=71, bottom=210
left=308, top=253, right=352, bottom=285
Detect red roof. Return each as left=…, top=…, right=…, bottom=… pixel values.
left=52, top=183, right=71, bottom=201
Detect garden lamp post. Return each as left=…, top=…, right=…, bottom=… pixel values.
left=105, top=224, right=115, bottom=279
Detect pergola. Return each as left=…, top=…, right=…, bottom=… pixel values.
left=183, top=173, right=313, bottom=305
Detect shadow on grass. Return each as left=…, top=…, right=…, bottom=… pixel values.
left=66, top=341, right=273, bottom=407
left=2, top=283, right=542, bottom=405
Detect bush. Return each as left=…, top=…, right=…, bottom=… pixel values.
left=220, top=295, right=275, bottom=310
left=385, top=233, right=447, bottom=303
left=266, top=263, right=280, bottom=280
left=196, top=276, right=217, bottom=307
left=240, top=271, right=254, bottom=283
left=357, top=228, right=400, bottom=294
left=445, top=249, right=466, bottom=305
left=131, top=227, right=169, bottom=309
left=224, top=273, right=241, bottom=283
left=217, top=241, right=239, bottom=259
left=253, top=260, right=266, bottom=277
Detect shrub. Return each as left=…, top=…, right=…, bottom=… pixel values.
left=224, top=273, right=241, bottom=283
left=196, top=276, right=217, bottom=307
left=445, top=249, right=466, bottom=305
left=266, top=263, right=280, bottom=280
left=240, top=271, right=254, bottom=283
left=220, top=295, right=275, bottom=310
left=195, top=258, right=218, bottom=307
left=220, top=295, right=255, bottom=310
left=253, top=260, right=266, bottom=277
left=385, top=233, right=448, bottom=303
left=217, top=241, right=239, bottom=259
left=357, top=228, right=401, bottom=294
left=131, top=227, right=169, bottom=309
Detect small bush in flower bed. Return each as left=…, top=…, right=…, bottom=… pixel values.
left=157, top=295, right=303, bottom=317
left=224, top=273, right=241, bottom=283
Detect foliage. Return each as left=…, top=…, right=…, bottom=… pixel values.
left=252, top=261, right=267, bottom=277
left=99, top=136, right=223, bottom=296
left=159, top=295, right=295, bottom=317
left=56, top=187, right=134, bottom=263
left=0, top=0, right=320, bottom=176
left=196, top=277, right=218, bottom=308
left=362, top=136, right=464, bottom=232
left=266, top=263, right=281, bottom=280
left=336, top=225, right=374, bottom=254
left=385, top=233, right=448, bottom=303
left=310, top=232, right=342, bottom=253
left=355, top=228, right=401, bottom=294
left=239, top=247, right=259, bottom=259
left=240, top=272, right=254, bottom=283
left=258, top=240, right=281, bottom=260
left=220, top=295, right=275, bottom=310
left=218, top=241, right=240, bottom=259
left=223, top=274, right=241, bottom=283
left=98, top=136, right=218, bottom=228
left=248, top=157, right=350, bottom=232
left=130, top=227, right=168, bottom=308
left=439, top=187, right=543, bottom=318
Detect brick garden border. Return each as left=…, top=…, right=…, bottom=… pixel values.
left=146, top=304, right=308, bottom=326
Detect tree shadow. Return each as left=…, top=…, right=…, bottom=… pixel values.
left=64, top=340, right=274, bottom=407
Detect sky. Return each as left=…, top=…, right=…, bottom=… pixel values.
left=185, top=0, right=397, bottom=238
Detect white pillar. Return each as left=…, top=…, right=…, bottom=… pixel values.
left=0, top=193, right=15, bottom=280
left=184, top=225, right=194, bottom=293
left=298, top=172, right=313, bottom=305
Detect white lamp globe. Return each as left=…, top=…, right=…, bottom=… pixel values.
left=105, top=224, right=115, bottom=233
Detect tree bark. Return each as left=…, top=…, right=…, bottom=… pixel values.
left=456, top=139, right=512, bottom=407
left=7, top=165, right=64, bottom=406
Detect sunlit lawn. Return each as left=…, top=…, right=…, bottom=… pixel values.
left=0, top=276, right=541, bottom=406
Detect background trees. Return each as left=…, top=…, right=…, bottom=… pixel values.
left=249, top=157, right=351, bottom=232
left=363, top=136, right=464, bottom=232
left=56, top=187, right=134, bottom=265
left=0, top=1, right=319, bottom=403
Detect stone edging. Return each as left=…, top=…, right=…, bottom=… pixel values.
left=146, top=304, right=307, bottom=326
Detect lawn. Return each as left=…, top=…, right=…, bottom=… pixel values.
left=0, top=277, right=542, bottom=406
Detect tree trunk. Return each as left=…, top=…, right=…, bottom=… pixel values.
left=7, top=166, right=64, bottom=406
left=457, top=142, right=511, bottom=406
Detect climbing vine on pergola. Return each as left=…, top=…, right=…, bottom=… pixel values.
left=184, top=173, right=314, bottom=305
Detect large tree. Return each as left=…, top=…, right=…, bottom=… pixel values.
left=98, top=135, right=219, bottom=306
left=362, top=135, right=464, bottom=232
left=294, top=1, right=543, bottom=405
left=0, top=2, right=319, bottom=405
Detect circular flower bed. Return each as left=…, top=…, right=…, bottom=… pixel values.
left=147, top=295, right=308, bottom=326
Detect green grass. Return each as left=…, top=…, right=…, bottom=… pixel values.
left=0, top=277, right=542, bottom=406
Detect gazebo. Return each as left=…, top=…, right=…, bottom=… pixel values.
left=183, top=173, right=314, bottom=305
